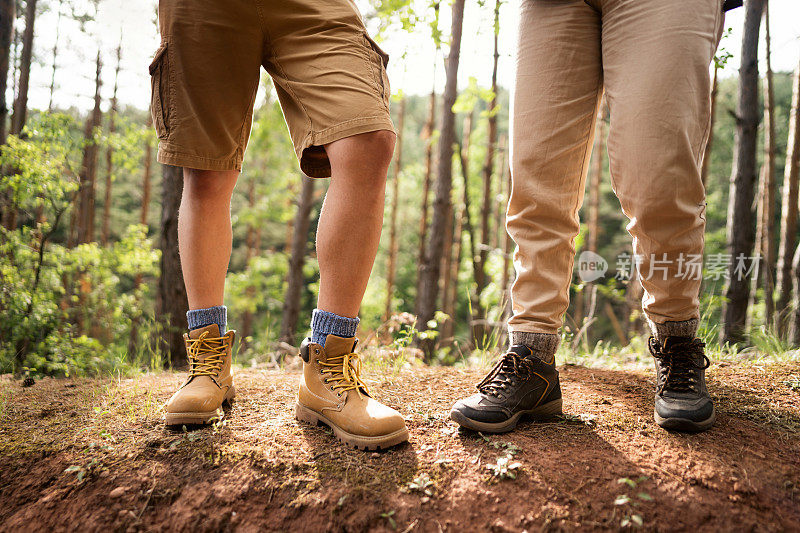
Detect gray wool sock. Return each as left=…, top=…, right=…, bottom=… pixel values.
left=646, top=317, right=699, bottom=343
left=186, top=305, right=227, bottom=334
left=311, top=309, right=359, bottom=346
left=509, top=331, right=559, bottom=363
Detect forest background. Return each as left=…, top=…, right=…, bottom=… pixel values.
left=2, top=0, right=800, bottom=377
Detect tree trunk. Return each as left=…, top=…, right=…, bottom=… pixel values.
left=279, top=175, right=316, bottom=346
left=588, top=101, right=607, bottom=256
left=0, top=0, right=14, bottom=145
left=579, top=100, right=608, bottom=338
left=721, top=0, right=765, bottom=346
left=75, top=50, right=103, bottom=245
left=141, top=127, right=153, bottom=229
left=492, top=136, right=507, bottom=251
left=156, top=164, right=189, bottom=369
left=442, top=202, right=464, bottom=347
left=415, top=87, right=437, bottom=316
left=500, top=161, right=513, bottom=339
left=700, top=66, right=719, bottom=188
left=384, top=97, right=405, bottom=322
left=10, top=0, right=36, bottom=136
left=473, top=0, right=501, bottom=339
left=776, top=58, right=800, bottom=334
left=417, top=0, right=466, bottom=359
left=47, top=0, right=63, bottom=111
left=1, top=0, right=31, bottom=230
left=754, top=3, right=777, bottom=329
left=102, top=41, right=122, bottom=246
left=791, top=242, right=800, bottom=344
left=459, top=112, right=481, bottom=345
left=128, top=127, right=154, bottom=358
left=240, top=175, right=261, bottom=348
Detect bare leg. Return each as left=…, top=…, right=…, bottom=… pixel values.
left=178, top=168, right=239, bottom=310
left=316, top=130, right=396, bottom=317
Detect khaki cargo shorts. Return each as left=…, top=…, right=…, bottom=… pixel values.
left=150, top=0, right=394, bottom=178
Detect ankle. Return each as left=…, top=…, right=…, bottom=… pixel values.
left=310, top=309, right=359, bottom=346
left=187, top=305, right=227, bottom=333
left=508, top=331, right=559, bottom=363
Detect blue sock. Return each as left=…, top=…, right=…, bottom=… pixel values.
left=310, top=309, right=359, bottom=346
left=187, top=305, right=227, bottom=334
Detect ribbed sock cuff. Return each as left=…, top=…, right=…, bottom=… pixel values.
left=187, top=305, right=227, bottom=333
left=646, top=317, right=699, bottom=343
left=311, top=309, right=359, bottom=346
left=509, top=331, right=559, bottom=362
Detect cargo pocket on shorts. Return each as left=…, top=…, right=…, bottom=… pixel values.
left=363, top=32, right=391, bottom=107
left=149, top=43, right=171, bottom=140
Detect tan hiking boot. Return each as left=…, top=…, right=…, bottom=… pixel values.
left=164, top=324, right=236, bottom=426
left=295, top=335, right=409, bottom=450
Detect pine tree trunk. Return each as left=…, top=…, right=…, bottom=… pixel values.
left=75, top=50, right=103, bottom=245
left=473, top=0, right=501, bottom=340
left=240, top=175, right=261, bottom=348
left=141, top=127, right=153, bottom=229
left=384, top=97, right=405, bottom=322
left=416, top=0, right=466, bottom=359
left=578, top=101, right=608, bottom=338
left=492, top=136, right=507, bottom=251
left=757, top=3, right=777, bottom=328
left=459, top=112, right=481, bottom=345
left=588, top=101, right=607, bottom=256
left=0, top=0, right=14, bottom=145
left=128, top=129, right=154, bottom=358
left=721, top=0, right=765, bottom=345
left=1, top=0, right=33, bottom=230
left=156, top=164, right=189, bottom=369
left=500, top=162, right=513, bottom=346
left=10, top=0, right=36, bottom=136
left=279, top=175, right=316, bottom=346
left=416, top=87, right=437, bottom=316
left=47, top=0, right=63, bottom=111
left=791, top=243, right=800, bottom=344
left=102, top=41, right=122, bottom=246
left=776, top=58, right=800, bottom=334
left=700, top=66, right=719, bottom=188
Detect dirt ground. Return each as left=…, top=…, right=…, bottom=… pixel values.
left=1, top=359, right=799, bottom=532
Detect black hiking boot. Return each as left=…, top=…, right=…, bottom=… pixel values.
left=649, top=336, right=715, bottom=432
left=450, top=345, right=562, bottom=433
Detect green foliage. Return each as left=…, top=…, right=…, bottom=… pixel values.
left=0, top=114, right=159, bottom=376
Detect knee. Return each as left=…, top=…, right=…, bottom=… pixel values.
left=361, top=129, right=396, bottom=167
left=183, top=169, right=238, bottom=203
left=327, top=130, right=396, bottom=186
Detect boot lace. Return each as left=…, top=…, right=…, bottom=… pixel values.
left=649, top=336, right=709, bottom=395
left=477, top=352, right=535, bottom=398
left=319, top=352, right=369, bottom=398
left=186, top=331, right=228, bottom=378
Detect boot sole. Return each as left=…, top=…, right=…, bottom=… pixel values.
left=295, top=403, right=409, bottom=451
left=654, top=407, right=716, bottom=432
left=164, top=386, right=236, bottom=426
left=449, top=398, right=563, bottom=434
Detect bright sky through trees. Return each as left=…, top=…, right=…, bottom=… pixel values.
left=22, top=0, right=800, bottom=113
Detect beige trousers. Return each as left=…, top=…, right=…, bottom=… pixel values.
left=507, top=0, right=724, bottom=339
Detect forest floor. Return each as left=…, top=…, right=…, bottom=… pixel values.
left=1, top=354, right=800, bottom=532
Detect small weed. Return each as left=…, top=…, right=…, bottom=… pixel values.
left=486, top=454, right=522, bottom=480
left=380, top=510, right=397, bottom=530
left=784, top=375, right=800, bottom=391
left=478, top=434, right=521, bottom=455
left=615, top=476, right=651, bottom=528
left=407, top=473, right=434, bottom=496
left=64, top=458, right=101, bottom=484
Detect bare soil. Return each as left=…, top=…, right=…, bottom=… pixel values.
left=1, top=360, right=799, bottom=532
